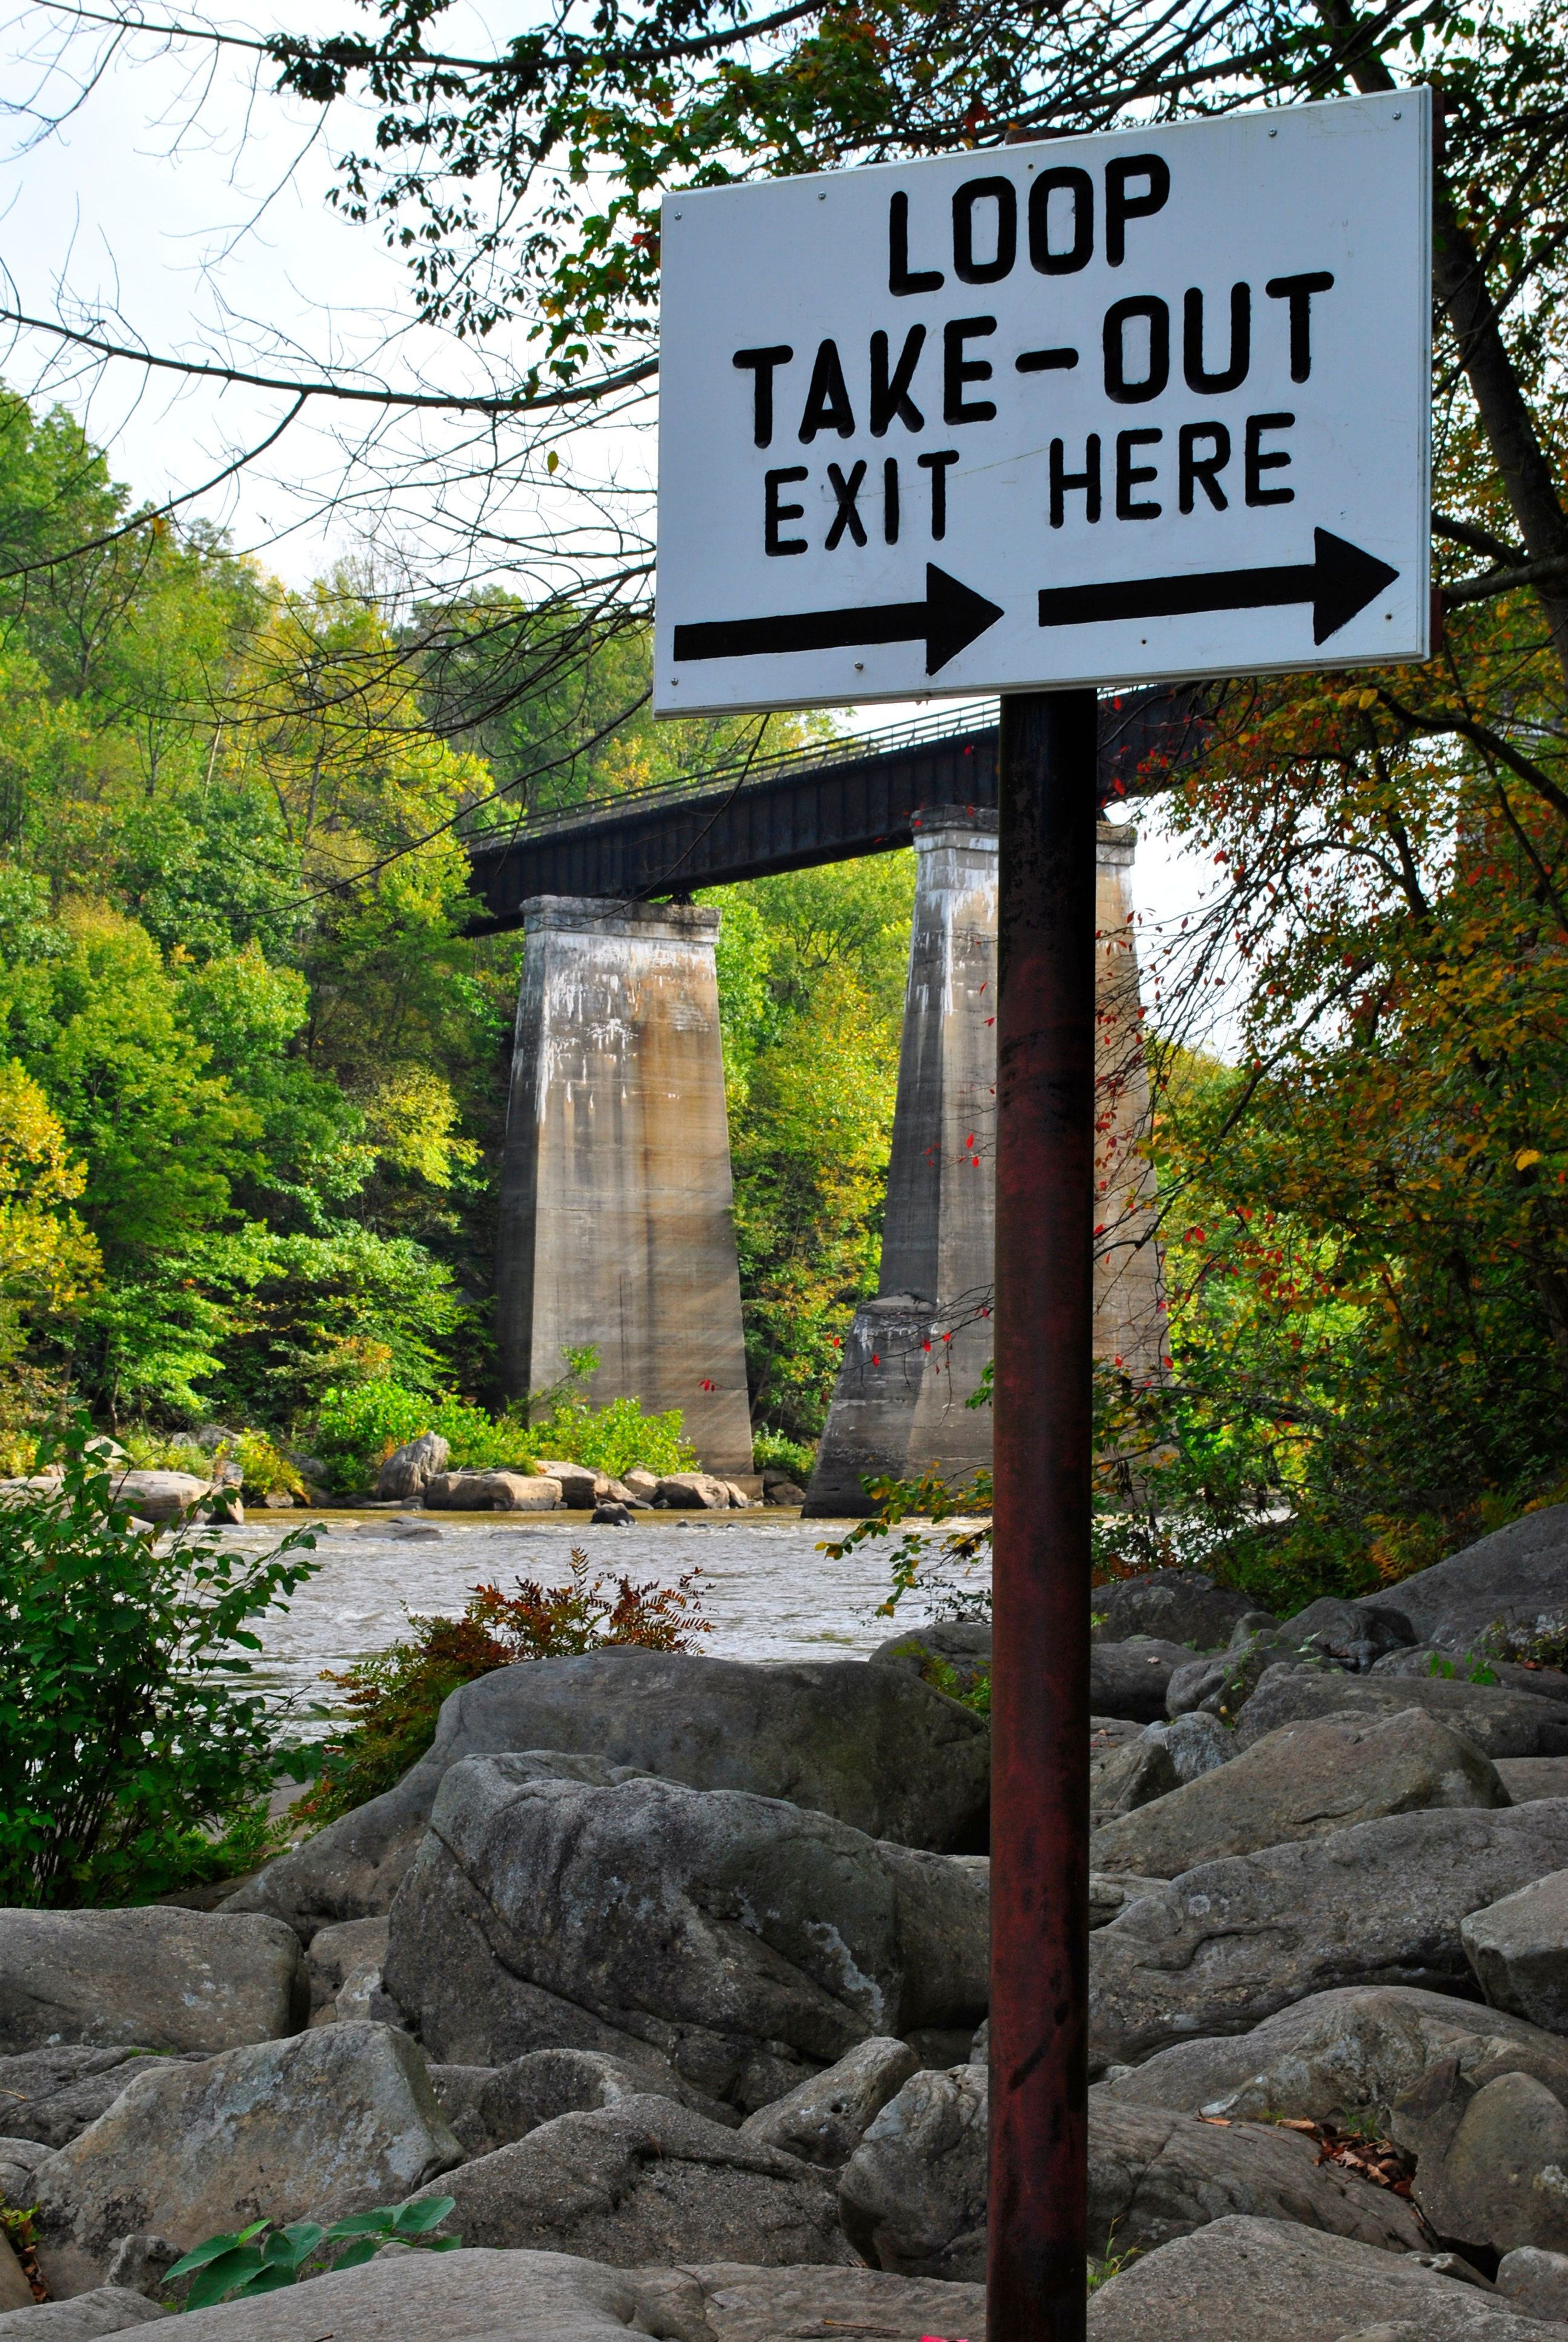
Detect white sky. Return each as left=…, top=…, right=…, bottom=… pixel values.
left=0, top=3, right=1232, bottom=1020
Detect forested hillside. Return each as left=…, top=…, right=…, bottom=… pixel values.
left=0, top=389, right=905, bottom=1474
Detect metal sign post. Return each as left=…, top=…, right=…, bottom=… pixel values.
left=991, top=687, right=1098, bottom=2340
left=653, top=89, right=1432, bottom=2342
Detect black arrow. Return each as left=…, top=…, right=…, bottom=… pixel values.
left=673, top=563, right=1004, bottom=677
left=1036, top=529, right=1400, bottom=647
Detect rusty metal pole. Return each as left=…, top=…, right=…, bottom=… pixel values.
left=989, top=685, right=1098, bottom=2342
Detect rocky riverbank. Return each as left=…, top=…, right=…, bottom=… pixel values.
left=12, top=1505, right=1568, bottom=2338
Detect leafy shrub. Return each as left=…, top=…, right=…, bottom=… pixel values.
left=311, top=1379, right=537, bottom=1489
left=0, top=1414, right=322, bottom=1905
left=526, top=1391, right=696, bottom=1480
left=292, top=1549, right=710, bottom=1828
left=311, top=1374, right=697, bottom=1491
left=169, top=2197, right=458, bottom=2308
left=752, top=1427, right=815, bottom=1482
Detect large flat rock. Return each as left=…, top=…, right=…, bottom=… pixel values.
left=1085, top=2214, right=1566, bottom=2340
left=1089, top=1801, right=1568, bottom=2071
left=1366, top=1505, right=1568, bottom=1652
left=158, top=2249, right=987, bottom=2342
left=412, top=2095, right=856, bottom=2266
left=1091, top=1572, right=1260, bottom=1650
left=224, top=1650, right=990, bottom=1939
left=1097, top=1983, right=1568, bottom=2123
left=384, top=1759, right=987, bottom=2109
left=1234, top=1667, right=1568, bottom=1758
left=1090, top=1707, right=1506, bottom=1878
left=32, top=2021, right=461, bottom=2298
left=0, top=1908, right=306, bottom=2057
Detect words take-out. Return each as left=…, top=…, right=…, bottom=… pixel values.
left=654, top=91, right=1430, bottom=715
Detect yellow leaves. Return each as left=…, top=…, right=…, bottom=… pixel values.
left=1516, top=1148, right=1543, bottom=1170
left=0, top=1058, right=101, bottom=1344
left=360, top=1066, right=480, bottom=1191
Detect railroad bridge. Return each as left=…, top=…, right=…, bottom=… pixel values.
left=465, top=690, right=1197, bottom=1512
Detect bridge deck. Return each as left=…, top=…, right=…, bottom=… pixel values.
left=463, top=687, right=1204, bottom=928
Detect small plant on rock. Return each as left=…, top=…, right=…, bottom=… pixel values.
left=292, top=1550, right=711, bottom=1827
left=168, top=2195, right=459, bottom=2308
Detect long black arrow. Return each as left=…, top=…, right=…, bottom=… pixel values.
left=1037, top=528, right=1400, bottom=647
left=673, top=562, right=1004, bottom=677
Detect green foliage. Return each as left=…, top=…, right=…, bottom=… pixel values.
left=312, top=1378, right=532, bottom=1487
left=752, top=1427, right=815, bottom=1482
left=527, top=1391, right=697, bottom=1480
left=0, top=1414, right=321, bottom=1905
left=294, top=1551, right=711, bottom=1826
left=312, top=1368, right=697, bottom=1492
left=711, top=861, right=913, bottom=1438
left=169, top=2197, right=459, bottom=2309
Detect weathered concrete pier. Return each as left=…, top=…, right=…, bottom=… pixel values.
left=494, top=897, right=754, bottom=1474
left=802, top=817, right=1163, bottom=1514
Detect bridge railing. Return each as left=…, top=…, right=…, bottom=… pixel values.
left=465, top=698, right=1000, bottom=860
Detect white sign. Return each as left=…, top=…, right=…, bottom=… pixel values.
left=654, top=93, right=1430, bottom=715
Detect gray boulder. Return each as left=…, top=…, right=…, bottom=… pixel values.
left=1282, top=1597, right=1419, bottom=1672
left=31, top=2021, right=462, bottom=2298
left=107, top=1470, right=210, bottom=1522
left=1362, top=1505, right=1568, bottom=1653
left=1092, top=1640, right=1196, bottom=1723
left=223, top=1650, right=990, bottom=1940
left=1091, top=1875, right=1169, bottom=1930
left=1089, top=1708, right=1508, bottom=1879
left=1089, top=2097, right=1423, bottom=2259
left=0, top=2050, right=181, bottom=2151
left=428, top=2045, right=731, bottom=2156
left=675, top=2264, right=987, bottom=2342
left=1098, top=1983, right=1568, bottom=2126
left=383, top=1760, right=987, bottom=2110
left=374, top=1432, right=449, bottom=1501
left=0, top=2134, right=49, bottom=2206
left=1464, top=1868, right=1568, bottom=2033
left=0, top=2237, right=27, bottom=2313
left=1235, top=1666, right=1568, bottom=1758
left=837, top=2063, right=988, bottom=2280
left=1164, top=1625, right=1303, bottom=1724
left=1497, top=1758, right=1568, bottom=1802
left=159, top=2248, right=982, bottom=2342
left=1091, top=1571, right=1260, bottom=1650
left=532, top=1462, right=604, bottom=1508
left=1084, top=2214, right=1566, bottom=2341
left=0, top=1908, right=306, bottom=2056
left=868, top=1621, right=992, bottom=1699
left=738, top=2039, right=919, bottom=2168
left=0, top=2291, right=170, bottom=2339
left=653, top=1473, right=733, bottom=1508
left=425, top=1470, right=562, bottom=1511
left=837, top=2063, right=1420, bottom=2283
left=305, top=1915, right=389, bottom=2021
left=1409, top=2068, right=1568, bottom=2255
left=1090, top=1801, right=1568, bottom=2072
left=1091, top=1735, right=1179, bottom=1822
left=1499, top=2246, right=1568, bottom=2320
left=410, top=2095, right=853, bottom=2266
left=1143, top=1710, right=1236, bottom=1780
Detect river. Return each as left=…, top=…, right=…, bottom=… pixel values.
left=237, top=1509, right=992, bottom=1729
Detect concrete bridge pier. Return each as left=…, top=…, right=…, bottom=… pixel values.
left=803, top=816, right=1164, bottom=1516
left=803, top=809, right=1000, bottom=1515
left=495, top=896, right=754, bottom=1475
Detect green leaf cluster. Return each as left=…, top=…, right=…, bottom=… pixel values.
left=168, top=2195, right=459, bottom=2309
